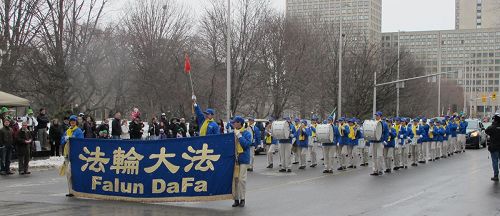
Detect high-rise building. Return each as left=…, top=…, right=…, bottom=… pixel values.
left=456, top=0, right=500, bottom=29
left=382, top=28, right=500, bottom=115
left=286, top=0, right=382, bottom=43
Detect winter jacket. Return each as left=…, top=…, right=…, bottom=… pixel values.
left=385, top=127, right=396, bottom=148
left=459, top=121, right=468, bottom=134
left=0, top=126, right=14, bottom=148
left=16, top=129, right=33, bottom=152
left=111, top=118, right=122, bottom=136
left=450, top=122, right=458, bottom=137
left=84, top=122, right=97, bottom=138
left=36, top=114, right=49, bottom=130
left=295, top=127, right=311, bottom=148
left=486, top=121, right=500, bottom=152
left=61, top=126, right=84, bottom=146
left=194, top=104, right=220, bottom=136
left=149, top=122, right=160, bottom=136
left=129, top=121, right=144, bottom=139
left=237, top=130, right=252, bottom=164
left=395, top=124, right=406, bottom=145
left=49, top=124, right=63, bottom=143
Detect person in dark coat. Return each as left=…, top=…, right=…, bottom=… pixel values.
left=0, top=116, right=15, bottom=175
left=111, top=112, right=122, bottom=139
left=486, top=113, right=500, bottom=181
left=36, top=108, right=50, bottom=150
left=179, top=118, right=188, bottom=137
left=16, top=121, right=33, bottom=174
left=129, top=117, right=144, bottom=140
left=97, top=118, right=110, bottom=138
left=49, top=119, right=63, bottom=156
left=148, top=117, right=160, bottom=140
left=83, top=116, right=97, bottom=138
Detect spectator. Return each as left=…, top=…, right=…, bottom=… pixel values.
left=486, top=113, right=500, bottom=181
left=159, top=128, right=168, bottom=140
left=219, top=119, right=225, bottom=134
left=179, top=118, right=188, bottom=137
left=16, top=121, right=33, bottom=175
left=120, top=119, right=130, bottom=139
left=36, top=108, right=50, bottom=150
left=0, top=116, right=15, bottom=175
left=0, top=107, right=8, bottom=130
left=149, top=117, right=160, bottom=140
left=97, top=118, right=110, bottom=138
left=62, top=117, right=70, bottom=133
left=77, top=116, right=84, bottom=130
left=111, top=112, right=122, bottom=139
left=23, top=108, right=37, bottom=132
left=98, top=130, right=109, bottom=139
left=49, top=119, right=63, bottom=156
left=129, top=117, right=144, bottom=140
left=83, top=116, right=97, bottom=138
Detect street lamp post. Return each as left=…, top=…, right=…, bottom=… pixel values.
left=396, top=31, right=400, bottom=117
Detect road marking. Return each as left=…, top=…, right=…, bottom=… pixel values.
left=249, top=169, right=360, bottom=192
left=382, top=191, right=425, bottom=208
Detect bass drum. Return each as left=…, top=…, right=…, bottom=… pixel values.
left=316, top=124, right=334, bottom=143
left=271, top=121, right=290, bottom=140
left=363, top=120, right=382, bottom=141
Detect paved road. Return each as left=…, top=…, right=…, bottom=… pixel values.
left=0, top=148, right=499, bottom=216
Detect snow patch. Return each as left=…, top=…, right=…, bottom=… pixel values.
left=11, top=156, right=65, bottom=170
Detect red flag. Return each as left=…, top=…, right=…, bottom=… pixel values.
left=184, top=53, right=191, bottom=74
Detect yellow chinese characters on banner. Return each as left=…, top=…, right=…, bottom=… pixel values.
left=79, top=147, right=110, bottom=173
left=110, top=147, right=144, bottom=175
left=182, top=143, right=221, bottom=172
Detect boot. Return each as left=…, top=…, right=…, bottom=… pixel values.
left=232, top=200, right=240, bottom=207
left=266, top=164, right=273, bottom=169
left=239, top=199, right=245, bottom=207
left=491, top=176, right=499, bottom=182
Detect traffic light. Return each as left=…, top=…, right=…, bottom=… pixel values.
left=482, top=95, right=487, bottom=103
left=493, top=92, right=497, bottom=101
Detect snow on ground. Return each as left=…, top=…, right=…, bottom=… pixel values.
left=10, top=156, right=64, bottom=171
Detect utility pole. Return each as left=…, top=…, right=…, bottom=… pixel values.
left=338, top=0, right=343, bottom=118
left=226, top=0, right=231, bottom=121
left=437, top=32, right=442, bottom=117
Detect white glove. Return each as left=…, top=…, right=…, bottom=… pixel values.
left=64, top=136, right=69, bottom=142
left=419, top=135, right=423, bottom=138
left=383, top=141, right=387, bottom=146
left=289, top=134, right=294, bottom=138
left=234, top=130, right=240, bottom=136
left=399, top=135, right=404, bottom=139
left=192, top=95, right=197, bottom=100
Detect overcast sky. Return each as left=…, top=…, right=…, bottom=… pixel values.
left=107, top=0, right=456, bottom=33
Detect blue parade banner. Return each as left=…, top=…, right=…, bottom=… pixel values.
left=69, top=134, right=236, bottom=202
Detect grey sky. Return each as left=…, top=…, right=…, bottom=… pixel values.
left=107, top=0, right=456, bottom=33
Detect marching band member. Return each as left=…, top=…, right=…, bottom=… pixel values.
left=337, top=118, right=349, bottom=171
left=192, top=96, right=220, bottom=136
left=265, top=121, right=278, bottom=169
left=357, top=119, right=369, bottom=167
left=296, top=120, right=311, bottom=169
left=427, top=119, right=437, bottom=161
left=333, top=119, right=342, bottom=170
left=433, top=120, right=444, bottom=160
left=231, top=116, right=252, bottom=208
left=346, top=118, right=358, bottom=169
left=322, top=117, right=336, bottom=173
left=308, top=117, right=319, bottom=168
left=370, top=112, right=389, bottom=176
left=383, top=118, right=396, bottom=173
left=449, top=116, right=458, bottom=156
left=247, top=117, right=260, bottom=172
left=458, top=116, right=468, bottom=153
left=419, top=118, right=430, bottom=164
left=278, top=117, right=295, bottom=173
left=409, top=118, right=421, bottom=166
left=292, top=118, right=301, bottom=165
left=442, top=120, right=451, bottom=158
left=394, top=118, right=409, bottom=170
left=60, top=115, right=84, bottom=197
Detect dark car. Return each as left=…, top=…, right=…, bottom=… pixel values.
left=465, top=119, right=487, bottom=149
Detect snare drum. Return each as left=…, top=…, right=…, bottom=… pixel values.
left=363, top=120, right=382, bottom=141
left=271, top=121, right=291, bottom=140
left=316, top=124, right=334, bottom=143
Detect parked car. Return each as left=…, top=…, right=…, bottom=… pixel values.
left=465, top=119, right=487, bottom=149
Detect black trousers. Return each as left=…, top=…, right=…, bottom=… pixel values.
left=17, top=146, right=30, bottom=173
left=51, top=140, right=61, bottom=156
left=1, top=146, right=13, bottom=172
